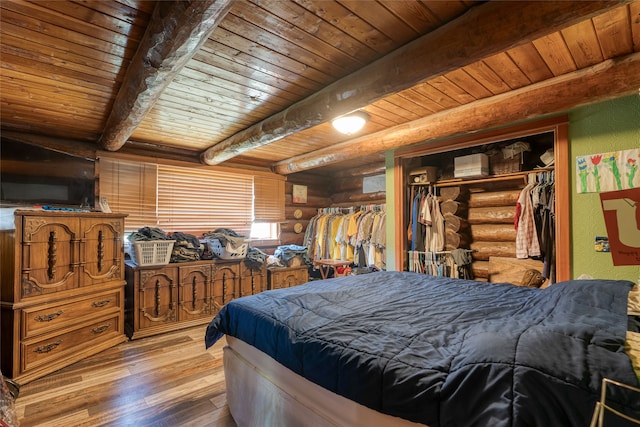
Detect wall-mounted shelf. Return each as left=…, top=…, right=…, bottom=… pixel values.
left=409, top=168, right=554, bottom=188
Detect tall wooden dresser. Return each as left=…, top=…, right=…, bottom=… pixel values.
left=0, top=210, right=127, bottom=384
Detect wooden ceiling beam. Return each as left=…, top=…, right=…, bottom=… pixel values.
left=201, top=0, right=631, bottom=165
left=272, top=52, right=640, bottom=174
left=99, top=0, right=234, bottom=151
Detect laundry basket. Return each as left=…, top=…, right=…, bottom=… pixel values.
left=207, top=238, right=248, bottom=260
left=130, top=240, right=174, bottom=266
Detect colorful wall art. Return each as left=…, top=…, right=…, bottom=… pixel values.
left=576, top=148, right=639, bottom=193
left=600, top=188, right=640, bottom=266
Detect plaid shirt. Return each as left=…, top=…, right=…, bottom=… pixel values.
left=516, top=183, right=541, bottom=258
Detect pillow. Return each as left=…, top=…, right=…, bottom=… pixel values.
left=629, top=284, right=640, bottom=315
left=626, top=331, right=640, bottom=381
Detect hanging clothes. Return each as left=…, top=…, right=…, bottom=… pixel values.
left=304, top=205, right=386, bottom=269
left=450, top=248, right=474, bottom=280
left=407, top=249, right=475, bottom=279
left=412, top=191, right=425, bottom=252
left=538, top=171, right=556, bottom=283
left=514, top=170, right=556, bottom=284
left=411, top=186, right=445, bottom=254
left=515, top=174, right=542, bottom=259
left=428, top=194, right=445, bottom=252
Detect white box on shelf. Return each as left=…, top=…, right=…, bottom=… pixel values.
left=454, top=153, right=489, bottom=178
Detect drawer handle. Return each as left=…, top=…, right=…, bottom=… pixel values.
left=97, top=230, right=104, bottom=272
left=34, top=340, right=62, bottom=354
left=92, top=323, right=111, bottom=334
left=34, top=310, right=64, bottom=322
left=92, top=299, right=112, bottom=308
left=47, top=231, right=57, bottom=280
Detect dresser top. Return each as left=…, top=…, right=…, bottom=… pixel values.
left=13, top=209, right=127, bottom=220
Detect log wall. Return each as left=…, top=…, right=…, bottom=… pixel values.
left=465, top=184, right=524, bottom=280
left=440, top=185, right=471, bottom=252
left=280, top=161, right=386, bottom=247
left=278, top=173, right=332, bottom=249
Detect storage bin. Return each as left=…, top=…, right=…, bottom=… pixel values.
left=490, top=153, right=522, bottom=175
left=130, top=240, right=174, bottom=266
left=454, top=153, right=489, bottom=178
left=489, top=141, right=530, bottom=175
left=208, top=238, right=248, bottom=260
left=409, top=166, right=439, bottom=184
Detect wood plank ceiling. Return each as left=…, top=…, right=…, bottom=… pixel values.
left=1, top=0, right=639, bottom=177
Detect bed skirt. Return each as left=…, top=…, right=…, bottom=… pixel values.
left=224, top=336, right=427, bottom=427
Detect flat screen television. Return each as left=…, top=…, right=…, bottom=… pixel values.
left=1, top=139, right=95, bottom=208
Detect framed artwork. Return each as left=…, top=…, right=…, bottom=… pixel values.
left=292, top=184, right=307, bottom=204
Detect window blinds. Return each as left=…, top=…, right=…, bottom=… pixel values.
left=253, top=176, right=285, bottom=223
left=157, top=164, right=253, bottom=236
left=99, top=157, right=283, bottom=237
left=98, top=158, right=157, bottom=231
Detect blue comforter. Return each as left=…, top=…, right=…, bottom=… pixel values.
left=205, top=271, right=639, bottom=426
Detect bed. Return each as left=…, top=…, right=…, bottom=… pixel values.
left=205, top=271, right=640, bottom=427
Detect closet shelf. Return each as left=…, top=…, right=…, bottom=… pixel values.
left=410, top=168, right=554, bottom=188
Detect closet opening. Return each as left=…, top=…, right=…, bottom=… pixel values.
left=393, top=116, right=570, bottom=284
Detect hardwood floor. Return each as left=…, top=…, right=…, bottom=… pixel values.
left=13, top=325, right=237, bottom=427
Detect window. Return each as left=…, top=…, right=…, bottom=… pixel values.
left=253, top=176, right=285, bottom=222
left=157, top=164, right=253, bottom=236
left=99, top=157, right=284, bottom=241
left=251, top=176, right=285, bottom=241
left=250, top=222, right=279, bottom=240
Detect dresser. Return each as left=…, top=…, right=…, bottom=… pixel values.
left=0, top=210, right=127, bottom=384
left=125, top=259, right=267, bottom=339
left=267, top=265, right=309, bottom=290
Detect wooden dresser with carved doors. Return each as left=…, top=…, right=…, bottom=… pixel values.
left=0, top=210, right=127, bottom=384
left=124, top=259, right=267, bottom=339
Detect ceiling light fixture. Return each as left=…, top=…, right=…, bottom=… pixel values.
left=331, top=111, right=369, bottom=135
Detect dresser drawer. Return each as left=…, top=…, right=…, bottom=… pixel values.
left=268, top=266, right=309, bottom=289
left=239, top=262, right=267, bottom=296
left=22, top=314, right=121, bottom=373
left=22, top=289, right=123, bottom=340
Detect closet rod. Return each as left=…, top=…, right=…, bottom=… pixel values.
left=409, top=249, right=476, bottom=255
left=316, top=204, right=385, bottom=214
